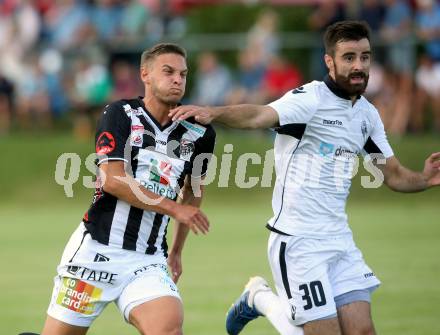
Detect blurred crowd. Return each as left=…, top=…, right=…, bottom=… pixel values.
left=0, top=0, right=439, bottom=138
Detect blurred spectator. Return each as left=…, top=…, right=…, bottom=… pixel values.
left=358, top=0, right=386, bottom=32
left=16, top=54, right=51, bottom=129
left=110, top=60, right=142, bottom=101
left=0, top=73, right=14, bottom=135
left=226, top=48, right=266, bottom=105
left=191, top=51, right=232, bottom=106
left=364, top=62, right=396, bottom=130
left=380, top=0, right=415, bottom=136
left=308, top=0, right=346, bottom=79
left=43, top=0, right=94, bottom=51
left=39, top=48, right=70, bottom=119
left=413, top=53, right=440, bottom=132
left=0, top=0, right=18, bottom=15
left=415, top=0, right=440, bottom=61
left=260, top=55, right=303, bottom=102
left=70, top=49, right=113, bottom=139
left=118, top=0, right=151, bottom=43
left=246, top=8, right=280, bottom=67
left=0, top=0, right=41, bottom=88
left=412, top=0, right=440, bottom=132
left=91, top=0, right=123, bottom=43
left=356, top=0, right=386, bottom=62
left=140, top=0, right=187, bottom=41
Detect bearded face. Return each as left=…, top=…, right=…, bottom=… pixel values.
left=325, top=38, right=371, bottom=98
left=334, top=65, right=369, bottom=96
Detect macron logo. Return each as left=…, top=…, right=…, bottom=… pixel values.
left=323, top=119, right=343, bottom=126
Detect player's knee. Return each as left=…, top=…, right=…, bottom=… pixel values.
left=134, top=311, right=183, bottom=335
left=136, top=321, right=182, bottom=335
left=355, top=322, right=375, bottom=335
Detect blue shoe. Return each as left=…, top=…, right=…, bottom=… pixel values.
left=226, top=276, right=271, bottom=335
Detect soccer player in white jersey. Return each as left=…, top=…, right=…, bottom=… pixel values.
left=169, top=21, right=440, bottom=335
left=40, top=43, right=216, bottom=335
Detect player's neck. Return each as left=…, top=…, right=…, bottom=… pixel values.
left=324, top=74, right=361, bottom=106
left=142, top=96, right=174, bottom=126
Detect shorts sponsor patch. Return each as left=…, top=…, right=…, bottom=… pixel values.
left=56, top=277, right=102, bottom=315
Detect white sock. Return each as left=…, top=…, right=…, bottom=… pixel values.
left=254, top=290, right=304, bottom=335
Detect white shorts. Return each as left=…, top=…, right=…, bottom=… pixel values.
left=47, top=223, right=181, bottom=327
left=267, top=232, right=380, bottom=326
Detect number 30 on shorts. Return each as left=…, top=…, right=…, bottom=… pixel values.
left=299, top=281, right=327, bottom=310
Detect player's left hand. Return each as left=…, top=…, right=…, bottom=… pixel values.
left=169, top=105, right=215, bottom=124
left=423, top=152, right=440, bottom=187
left=167, top=250, right=183, bottom=283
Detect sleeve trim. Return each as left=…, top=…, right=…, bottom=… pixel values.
left=97, top=157, right=129, bottom=166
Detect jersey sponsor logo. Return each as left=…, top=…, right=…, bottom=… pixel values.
left=96, top=132, right=116, bottom=155
left=292, top=86, right=306, bottom=94
left=180, top=120, right=206, bottom=136
left=56, top=277, right=102, bottom=315
left=140, top=181, right=177, bottom=199
left=124, top=104, right=144, bottom=116
left=131, top=124, right=144, bottom=146
left=334, top=146, right=358, bottom=158
left=139, top=158, right=177, bottom=199
left=135, top=107, right=144, bottom=116
left=323, top=119, right=343, bottom=126
left=318, top=141, right=335, bottom=156
left=131, top=125, right=144, bottom=131
left=123, top=104, right=131, bottom=112
left=149, top=158, right=171, bottom=185
left=66, top=266, right=117, bottom=284
left=179, top=138, right=195, bottom=162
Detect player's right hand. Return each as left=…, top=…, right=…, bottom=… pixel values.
left=169, top=105, right=215, bottom=124
left=174, top=204, right=210, bottom=235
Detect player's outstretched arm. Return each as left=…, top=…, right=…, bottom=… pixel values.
left=381, top=152, right=440, bottom=192
left=168, top=175, right=205, bottom=283
left=169, top=104, right=279, bottom=129
left=100, top=161, right=210, bottom=235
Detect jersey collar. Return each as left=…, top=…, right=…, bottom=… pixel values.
left=324, top=75, right=361, bottom=101
left=138, top=97, right=179, bottom=131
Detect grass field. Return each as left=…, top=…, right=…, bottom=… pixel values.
left=0, top=131, right=439, bottom=334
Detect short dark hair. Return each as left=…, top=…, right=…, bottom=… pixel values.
left=324, top=20, right=371, bottom=56
left=140, top=43, right=187, bottom=67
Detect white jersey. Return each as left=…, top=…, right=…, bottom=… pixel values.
left=267, top=76, right=394, bottom=237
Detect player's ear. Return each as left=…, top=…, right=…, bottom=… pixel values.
left=324, top=54, right=334, bottom=72
left=140, top=64, right=150, bottom=84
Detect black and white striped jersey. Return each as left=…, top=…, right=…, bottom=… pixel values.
left=83, top=98, right=216, bottom=257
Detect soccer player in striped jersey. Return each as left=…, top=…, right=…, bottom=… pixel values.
left=169, top=21, right=440, bottom=335
left=41, top=43, right=216, bottom=335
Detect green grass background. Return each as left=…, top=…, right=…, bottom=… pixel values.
left=0, top=131, right=439, bottom=334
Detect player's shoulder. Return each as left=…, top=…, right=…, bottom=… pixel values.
left=289, top=81, right=320, bottom=98
left=102, top=98, right=141, bottom=120
left=358, top=96, right=381, bottom=120
left=272, top=81, right=320, bottom=108
left=180, top=117, right=216, bottom=139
